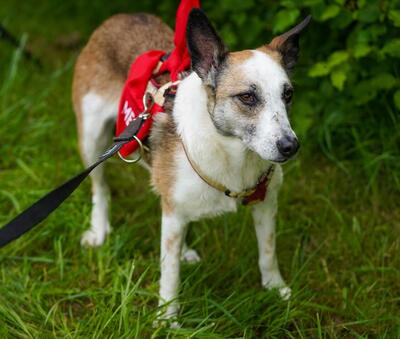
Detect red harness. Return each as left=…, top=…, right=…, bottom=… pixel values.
left=116, top=0, right=200, bottom=157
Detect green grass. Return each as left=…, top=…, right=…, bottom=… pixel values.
left=0, top=2, right=400, bottom=338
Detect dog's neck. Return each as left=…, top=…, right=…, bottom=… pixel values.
left=173, top=72, right=270, bottom=192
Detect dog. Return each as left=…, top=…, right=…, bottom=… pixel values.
left=72, top=8, right=310, bottom=323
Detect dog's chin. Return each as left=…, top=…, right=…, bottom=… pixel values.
left=251, top=151, right=290, bottom=164
left=260, top=157, right=287, bottom=165
left=269, top=151, right=302, bottom=164
left=269, top=155, right=290, bottom=164
left=257, top=153, right=292, bottom=164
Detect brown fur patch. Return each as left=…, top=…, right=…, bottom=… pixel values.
left=257, top=45, right=283, bottom=64
left=228, top=50, right=253, bottom=64
left=165, top=233, right=179, bottom=252
left=150, top=109, right=180, bottom=215
left=215, top=50, right=254, bottom=99
left=214, top=50, right=266, bottom=121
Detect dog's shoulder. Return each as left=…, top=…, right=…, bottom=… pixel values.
left=149, top=95, right=178, bottom=155
left=149, top=96, right=181, bottom=211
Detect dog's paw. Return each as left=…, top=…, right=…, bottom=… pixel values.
left=80, top=227, right=110, bottom=247
left=278, top=286, right=292, bottom=300
left=152, top=319, right=181, bottom=329
left=263, top=277, right=291, bottom=300
left=181, top=248, right=201, bottom=263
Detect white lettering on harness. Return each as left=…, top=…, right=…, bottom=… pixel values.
left=122, top=100, right=135, bottom=126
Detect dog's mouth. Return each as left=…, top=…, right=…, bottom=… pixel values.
left=270, top=157, right=289, bottom=164
left=244, top=140, right=299, bottom=164
left=269, top=151, right=299, bottom=164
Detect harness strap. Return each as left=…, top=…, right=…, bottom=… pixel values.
left=0, top=116, right=145, bottom=248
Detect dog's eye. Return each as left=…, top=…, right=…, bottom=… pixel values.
left=237, top=92, right=258, bottom=106
left=283, top=87, right=293, bottom=104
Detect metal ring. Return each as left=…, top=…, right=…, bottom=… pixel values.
left=117, top=135, right=144, bottom=164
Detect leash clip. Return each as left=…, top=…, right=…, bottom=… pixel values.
left=117, top=93, right=154, bottom=164
left=138, top=92, right=154, bottom=120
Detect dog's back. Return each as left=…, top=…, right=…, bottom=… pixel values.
left=72, top=13, right=174, bottom=136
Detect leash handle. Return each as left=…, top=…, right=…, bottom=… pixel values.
left=0, top=116, right=145, bottom=248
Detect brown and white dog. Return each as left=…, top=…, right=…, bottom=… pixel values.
left=72, top=9, right=310, bottom=323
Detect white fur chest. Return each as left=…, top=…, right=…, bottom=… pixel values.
left=171, top=147, right=283, bottom=222
left=170, top=73, right=282, bottom=221
left=172, top=151, right=238, bottom=221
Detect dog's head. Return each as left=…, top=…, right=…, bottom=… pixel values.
left=187, top=9, right=311, bottom=163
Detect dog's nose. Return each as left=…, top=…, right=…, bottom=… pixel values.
left=276, top=135, right=299, bottom=158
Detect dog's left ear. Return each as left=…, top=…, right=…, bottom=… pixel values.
left=268, top=15, right=311, bottom=71
left=187, top=9, right=228, bottom=86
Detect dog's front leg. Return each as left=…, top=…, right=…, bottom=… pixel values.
left=252, top=193, right=291, bottom=300
left=157, top=211, right=186, bottom=325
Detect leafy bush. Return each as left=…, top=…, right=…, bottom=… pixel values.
left=2, top=0, right=398, bottom=189
left=158, top=0, right=400, bottom=189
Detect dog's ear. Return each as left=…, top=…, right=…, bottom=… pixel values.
left=187, top=9, right=227, bottom=85
left=268, top=15, right=311, bottom=71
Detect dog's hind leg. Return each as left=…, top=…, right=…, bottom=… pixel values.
left=252, top=187, right=291, bottom=300
left=179, top=225, right=201, bottom=263
left=79, top=92, right=117, bottom=247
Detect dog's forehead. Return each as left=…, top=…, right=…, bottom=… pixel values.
left=219, top=49, right=289, bottom=93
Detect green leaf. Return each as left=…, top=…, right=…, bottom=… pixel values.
left=327, top=51, right=349, bottom=68
left=220, top=0, right=254, bottom=11
left=357, top=4, right=380, bottom=23
left=373, top=73, right=396, bottom=90
left=353, top=73, right=396, bottom=105
left=273, top=8, right=300, bottom=33
left=331, top=69, right=347, bottom=90
left=308, top=51, right=349, bottom=78
left=353, top=44, right=372, bottom=58
left=221, top=25, right=237, bottom=47
left=280, top=0, right=296, bottom=8
left=354, top=30, right=371, bottom=44
left=394, top=90, right=400, bottom=110
left=320, top=5, right=341, bottom=21
left=382, top=39, right=400, bottom=58
left=292, top=98, right=314, bottom=138
left=389, top=10, right=400, bottom=27
left=354, top=80, right=377, bottom=105
left=358, top=0, right=366, bottom=8
left=369, top=24, right=387, bottom=40
left=308, top=62, right=330, bottom=77
left=332, top=11, right=353, bottom=29
left=303, top=0, right=322, bottom=6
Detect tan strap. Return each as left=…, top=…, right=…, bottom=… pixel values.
left=181, top=140, right=273, bottom=199
left=145, top=80, right=180, bottom=108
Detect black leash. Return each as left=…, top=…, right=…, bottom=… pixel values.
left=0, top=24, right=42, bottom=68
left=0, top=115, right=146, bottom=248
